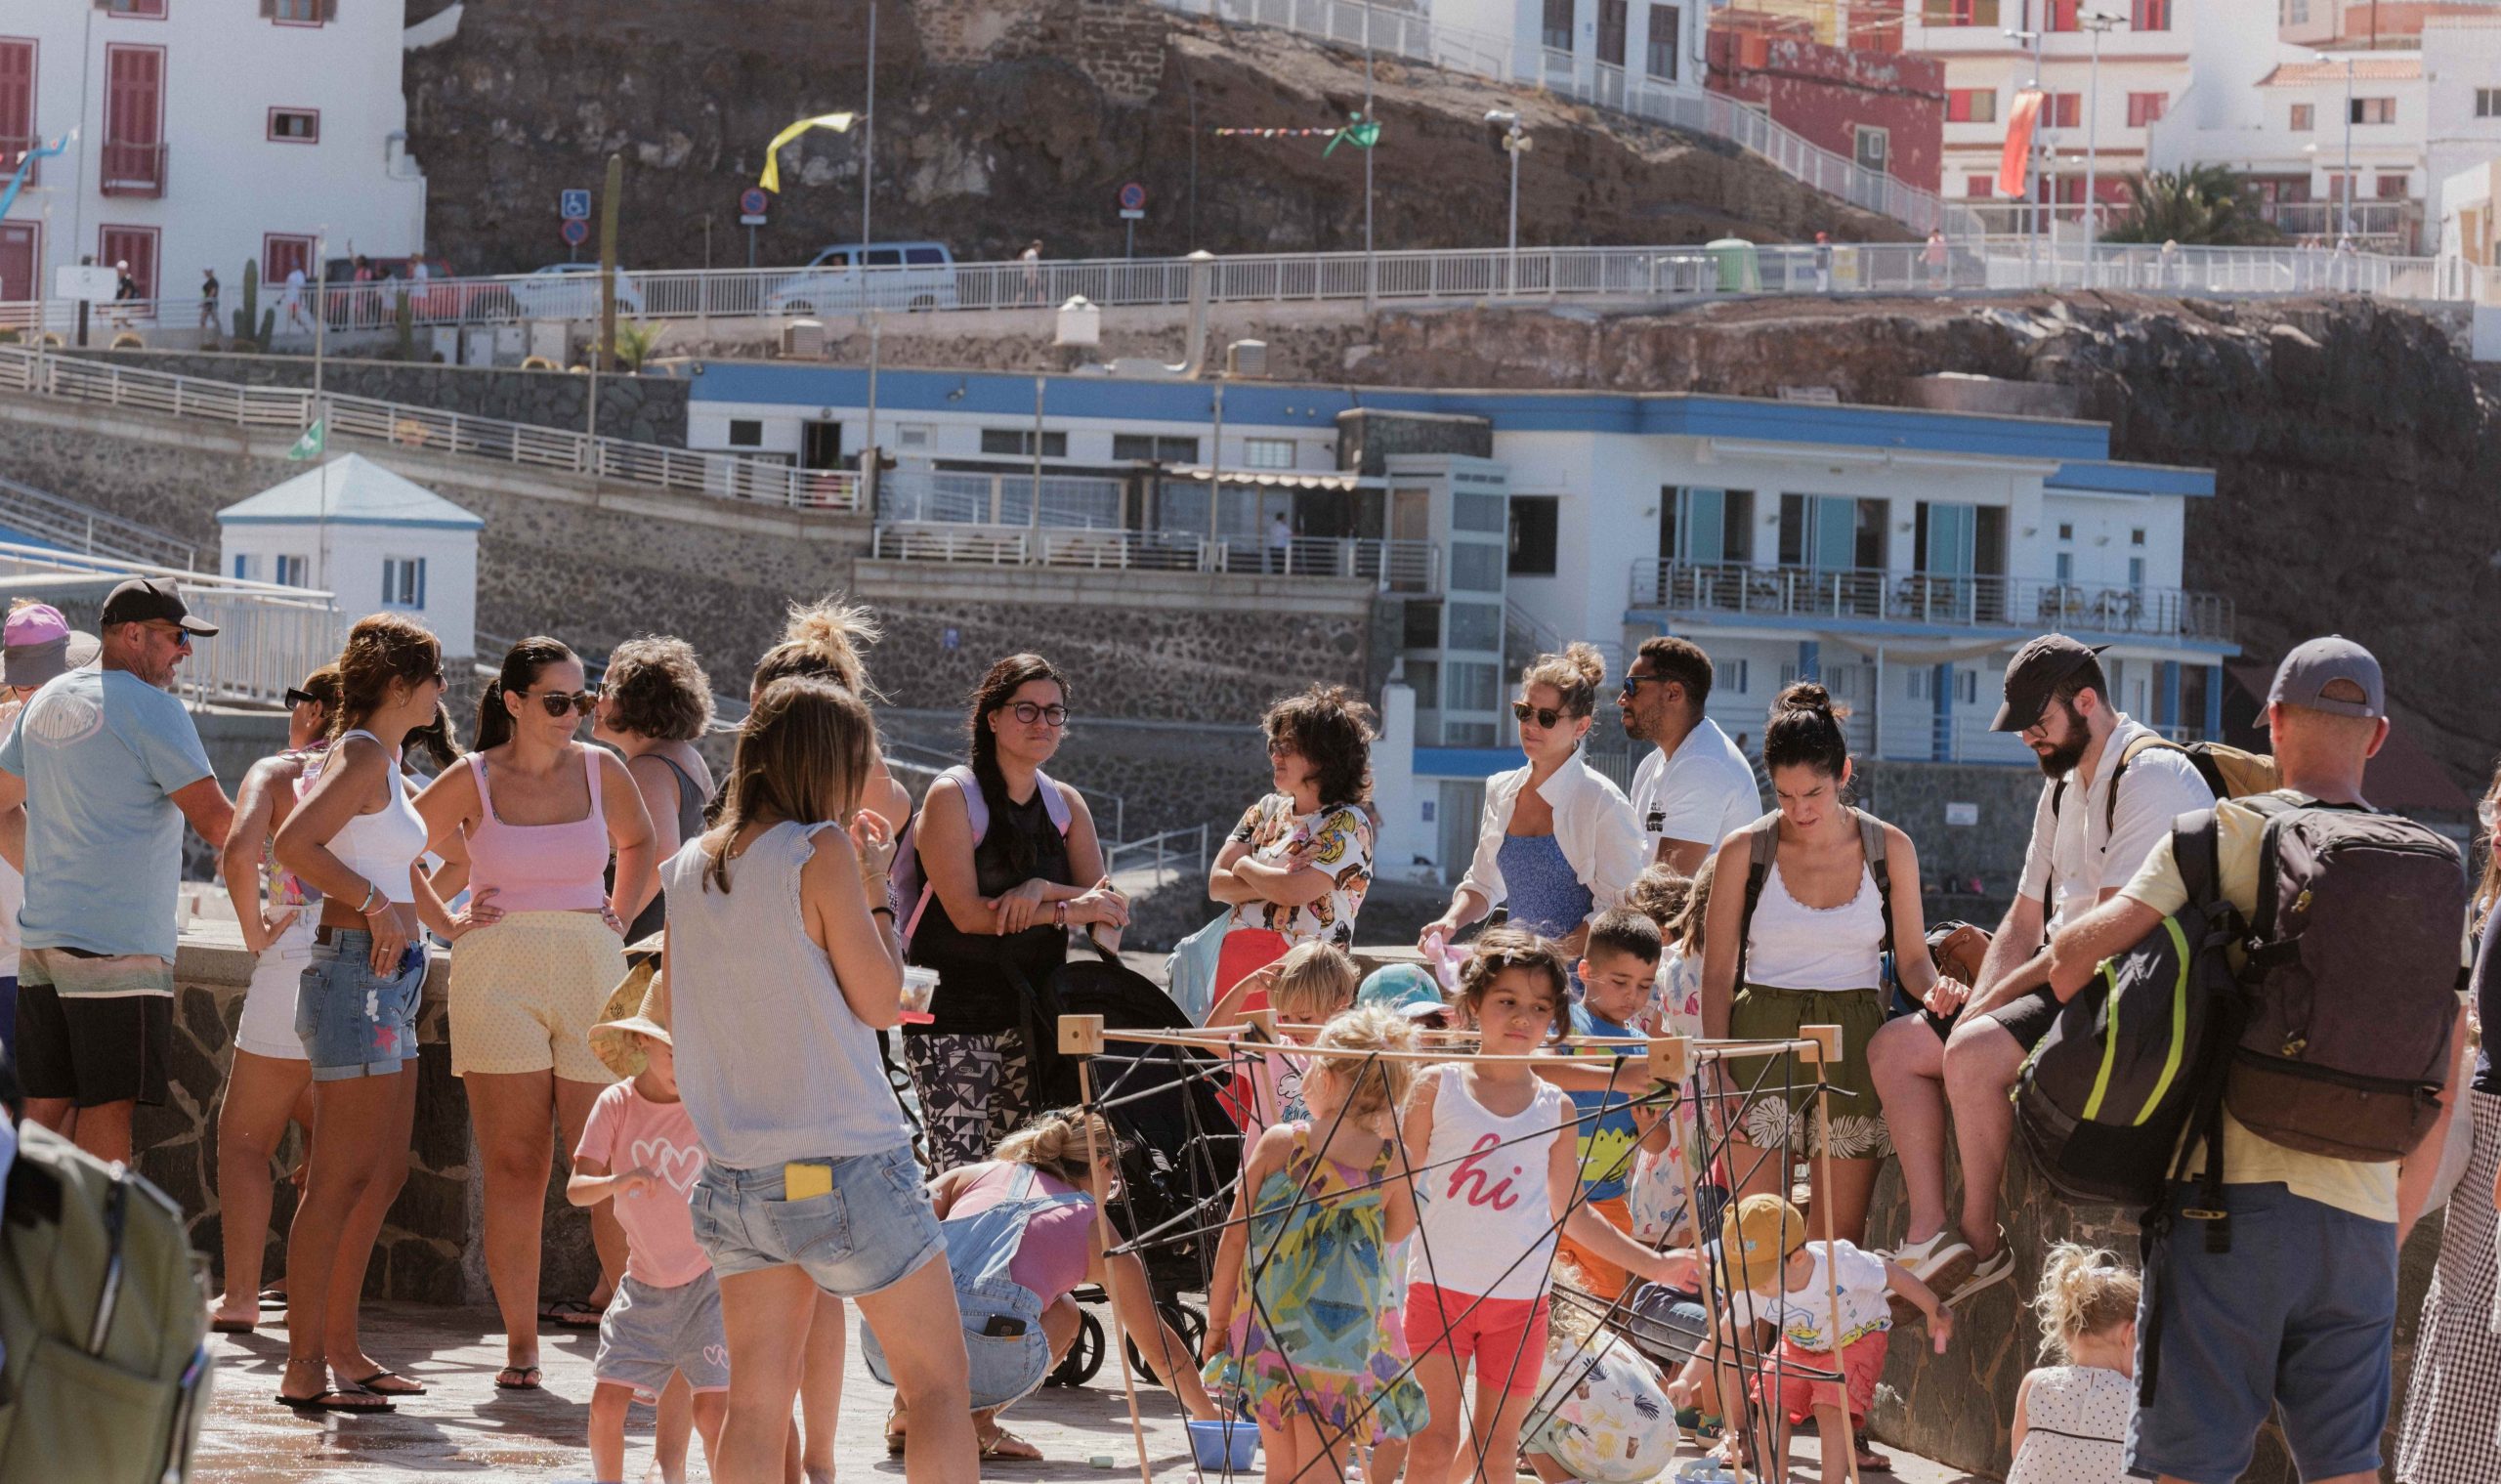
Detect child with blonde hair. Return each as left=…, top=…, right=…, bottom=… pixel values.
left=1223, top=940, right=1360, bottom=1129
left=1204, top=1006, right=1428, bottom=1484
left=2007, top=1244, right=2139, bottom=1484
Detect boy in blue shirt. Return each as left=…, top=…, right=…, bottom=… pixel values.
left=1557, top=907, right=1664, bottom=1298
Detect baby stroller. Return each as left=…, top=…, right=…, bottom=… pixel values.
left=1023, top=936, right=1243, bottom=1388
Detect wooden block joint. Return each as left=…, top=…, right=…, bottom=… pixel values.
left=1058, top=1013, right=1106, bottom=1055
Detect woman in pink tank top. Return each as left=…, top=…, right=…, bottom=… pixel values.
left=412, top=636, right=657, bottom=1391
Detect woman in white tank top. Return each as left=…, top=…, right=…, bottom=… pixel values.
left=1698, top=684, right=1961, bottom=1250
left=269, top=615, right=449, bottom=1413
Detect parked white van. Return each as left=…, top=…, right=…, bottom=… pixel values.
left=765, top=242, right=959, bottom=314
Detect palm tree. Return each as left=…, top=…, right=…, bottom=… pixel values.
left=612, top=320, right=664, bottom=372
left=2103, top=165, right=2281, bottom=246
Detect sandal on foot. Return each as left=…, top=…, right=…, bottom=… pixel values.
left=276, top=1388, right=395, bottom=1415
left=258, top=1287, right=290, bottom=1311
left=493, top=1365, right=542, bottom=1391
left=351, top=1369, right=428, bottom=1396
left=210, top=1316, right=258, bottom=1335
left=540, top=1297, right=605, bottom=1329
left=978, top=1428, right=1043, bottom=1463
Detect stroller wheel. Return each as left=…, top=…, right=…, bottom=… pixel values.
left=1048, top=1309, right=1105, bottom=1388
left=1124, top=1300, right=1206, bottom=1386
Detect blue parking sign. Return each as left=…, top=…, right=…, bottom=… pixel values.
left=560, top=189, right=592, bottom=220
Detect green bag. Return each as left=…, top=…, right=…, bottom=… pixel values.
left=0, top=1122, right=213, bottom=1483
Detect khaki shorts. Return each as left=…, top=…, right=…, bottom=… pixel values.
left=448, top=911, right=627, bottom=1083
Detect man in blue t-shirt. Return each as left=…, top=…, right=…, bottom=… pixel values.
left=0, top=578, right=233, bottom=1162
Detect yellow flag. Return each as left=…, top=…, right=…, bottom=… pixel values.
left=759, top=112, right=858, bottom=194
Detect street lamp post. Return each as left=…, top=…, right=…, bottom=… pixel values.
left=2340, top=55, right=2356, bottom=242
left=2080, top=10, right=2120, bottom=258
left=1485, top=110, right=1529, bottom=294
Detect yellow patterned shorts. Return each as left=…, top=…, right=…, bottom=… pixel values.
left=448, top=911, right=628, bottom=1084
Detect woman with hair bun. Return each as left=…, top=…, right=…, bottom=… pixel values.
left=268, top=615, right=447, bottom=1411
left=411, top=635, right=657, bottom=1390
left=1698, top=682, right=1955, bottom=1251
left=1420, top=644, right=1642, bottom=963
left=750, top=597, right=912, bottom=829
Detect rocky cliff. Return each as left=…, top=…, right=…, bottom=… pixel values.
left=401, top=0, right=1903, bottom=273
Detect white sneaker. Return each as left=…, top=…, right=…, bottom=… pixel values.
left=1889, top=1229, right=1973, bottom=1283
left=1949, top=1239, right=2017, bottom=1307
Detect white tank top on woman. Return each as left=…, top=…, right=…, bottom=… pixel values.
left=1408, top=1063, right=1570, bottom=1301
left=1743, top=860, right=1885, bottom=991
left=320, top=730, right=427, bottom=905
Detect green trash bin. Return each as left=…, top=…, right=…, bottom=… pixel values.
left=1706, top=237, right=1760, bottom=292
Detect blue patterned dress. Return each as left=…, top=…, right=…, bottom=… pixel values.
left=1204, top=1124, right=1426, bottom=1441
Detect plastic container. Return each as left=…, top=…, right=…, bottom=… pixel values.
left=899, top=965, right=939, bottom=1025
left=1186, top=1419, right=1259, bottom=1473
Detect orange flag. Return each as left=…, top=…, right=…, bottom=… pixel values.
left=1999, top=90, right=2044, bottom=199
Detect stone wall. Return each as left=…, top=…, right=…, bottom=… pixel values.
left=58, top=348, right=692, bottom=447
left=142, top=935, right=603, bottom=1308
left=1852, top=758, right=2044, bottom=922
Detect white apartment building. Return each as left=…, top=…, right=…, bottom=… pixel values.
left=1904, top=0, right=2273, bottom=226
left=1434, top=0, right=1703, bottom=96
left=0, top=0, right=425, bottom=312
left=2423, top=15, right=2501, bottom=225
left=2149, top=49, right=2427, bottom=243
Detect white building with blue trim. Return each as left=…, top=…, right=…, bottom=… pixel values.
left=216, top=453, right=482, bottom=661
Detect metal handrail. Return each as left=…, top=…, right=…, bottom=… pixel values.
left=0, top=476, right=199, bottom=571
left=1103, top=823, right=1211, bottom=889
left=0, top=345, right=860, bottom=513
left=1631, top=559, right=2235, bottom=643
left=0, top=538, right=339, bottom=707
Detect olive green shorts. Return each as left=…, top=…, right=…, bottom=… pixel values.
left=1722, top=984, right=1891, bottom=1159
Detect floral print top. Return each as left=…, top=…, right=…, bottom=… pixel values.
left=1226, top=793, right=1373, bottom=949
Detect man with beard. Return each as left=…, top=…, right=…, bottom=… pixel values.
left=0, top=578, right=232, bottom=1163
left=1619, top=636, right=1760, bottom=874
left=1866, top=635, right=2211, bottom=1305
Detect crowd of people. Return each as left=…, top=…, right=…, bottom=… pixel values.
left=0, top=573, right=2486, bottom=1484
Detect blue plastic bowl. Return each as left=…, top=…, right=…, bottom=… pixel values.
left=1186, top=1419, right=1259, bottom=1472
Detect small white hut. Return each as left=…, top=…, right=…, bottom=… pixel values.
left=216, top=455, right=483, bottom=663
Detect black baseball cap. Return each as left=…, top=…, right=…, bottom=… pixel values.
left=100, top=577, right=219, bottom=637
left=1989, top=634, right=2107, bottom=732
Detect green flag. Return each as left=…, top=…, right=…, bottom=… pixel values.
left=286, top=419, right=325, bottom=462
left=1324, top=117, right=1379, bottom=157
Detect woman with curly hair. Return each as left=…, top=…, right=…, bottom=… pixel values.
left=594, top=637, right=717, bottom=942
left=1206, top=685, right=1378, bottom=1024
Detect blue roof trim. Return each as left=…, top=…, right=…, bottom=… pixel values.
left=216, top=513, right=485, bottom=530
left=687, top=365, right=2122, bottom=463
left=1633, top=607, right=2240, bottom=657
left=1413, top=745, right=1526, bottom=779
left=2046, top=461, right=2216, bottom=498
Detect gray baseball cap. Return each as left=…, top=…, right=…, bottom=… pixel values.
left=2267, top=635, right=2383, bottom=719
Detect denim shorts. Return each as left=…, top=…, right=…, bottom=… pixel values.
left=294, top=930, right=424, bottom=1081
left=595, top=1270, right=731, bottom=1402
left=689, top=1144, right=941, bottom=1298
left=2127, top=1181, right=2397, bottom=1484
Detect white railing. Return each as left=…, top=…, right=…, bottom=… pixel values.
left=1631, top=559, right=2236, bottom=643
left=0, top=540, right=341, bottom=707
left=0, top=476, right=200, bottom=571
left=0, top=346, right=861, bottom=513
left=1103, top=823, right=1212, bottom=891
left=870, top=521, right=1438, bottom=589
left=877, top=467, right=1128, bottom=529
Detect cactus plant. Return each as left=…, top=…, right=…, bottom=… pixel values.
left=230, top=260, right=275, bottom=353
left=394, top=288, right=413, bottom=360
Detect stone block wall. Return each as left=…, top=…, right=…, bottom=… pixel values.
left=58, top=348, right=693, bottom=447
left=142, top=936, right=602, bottom=1308
left=1851, top=759, right=2044, bottom=917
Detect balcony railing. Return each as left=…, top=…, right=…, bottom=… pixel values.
left=872, top=521, right=1439, bottom=589
left=1630, top=559, right=2234, bottom=643
left=99, top=139, right=166, bottom=197
left=0, top=540, right=338, bottom=708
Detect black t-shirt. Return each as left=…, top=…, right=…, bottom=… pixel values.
left=908, top=781, right=1074, bottom=1037
left=2474, top=912, right=2497, bottom=1096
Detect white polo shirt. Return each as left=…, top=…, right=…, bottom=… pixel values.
left=2016, top=713, right=2216, bottom=932
left=1628, top=716, right=1763, bottom=857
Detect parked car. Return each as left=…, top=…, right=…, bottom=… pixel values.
left=766, top=241, right=958, bottom=315
left=503, top=263, right=648, bottom=320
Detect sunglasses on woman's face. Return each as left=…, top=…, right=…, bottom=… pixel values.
left=1008, top=701, right=1069, bottom=728
left=527, top=688, right=599, bottom=718
left=1511, top=700, right=1572, bottom=729
left=284, top=688, right=321, bottom=708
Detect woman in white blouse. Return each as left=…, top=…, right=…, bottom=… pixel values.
left=1420, top=644, right=1644, bottom=961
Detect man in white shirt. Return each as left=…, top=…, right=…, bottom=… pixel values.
left=1619, top=636, right=1761, bottom=874
left=1869, top=636, right=2213, bottom=1304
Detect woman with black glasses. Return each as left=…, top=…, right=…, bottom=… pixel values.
left=902, top=654, right=1125, bottom=1173
left=1420, top=644, right=1642, bottom=962
left=412, top=635, right=657, bottom=1391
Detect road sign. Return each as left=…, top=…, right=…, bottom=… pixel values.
left=1118, top=181, right=1147, bottom=211
left=1119, top=209, right=1145, bottom=220
left=741, top=187, right=770, bottom=216
left=560, top=189, right=592, bottom=220
left=739, top=214, right=768, bottom=228
left=561, top=217, right=590, bottom=247
left=55, top=265, right=118, bottom=303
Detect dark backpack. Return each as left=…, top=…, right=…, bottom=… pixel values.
left=1734, top=808, right=1894, bottom=990
left=2014, top=810, right=2241, bottom=1206
left=2224, top=794, right=2466, bottom=1162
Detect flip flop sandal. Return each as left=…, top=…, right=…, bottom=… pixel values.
left=259, top=1288, right=290, bottom=1311
left=493, top=1366, right=543, bottom=1391
left=210, top=1317, right=259, bottom=1335
left=541, top=1298, right=605, bottom=1329
left=352, top=1369, right=428, bottom=1397
left=978, top=1428, right=1043, bottom=1463
left=276, top=1388, right=396, bottom=1415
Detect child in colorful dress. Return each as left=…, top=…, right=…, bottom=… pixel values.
left=569, top=970, right=728, bottom=1484
left=1403, top=928, right=1684, bottom=1484
left=2008, top=1245, right=2138, bottom=1484
left=1223, top=941, right=1360, bottom=1130
left=1203, top=1006, right=1428, bottom=1484
left=1627, top=863, right=1714, bottom=1249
